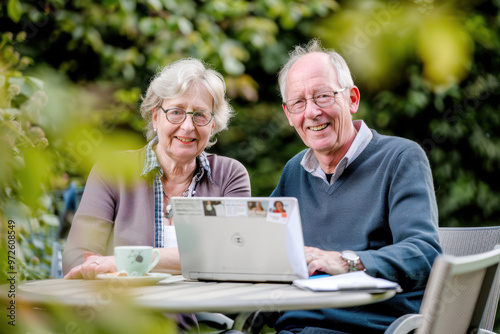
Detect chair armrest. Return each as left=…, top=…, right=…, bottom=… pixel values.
left=384, top=314, right=422, bottom=334
left=233, top=311, right=279, bottom=334
left=477, top=329, right=496, bottom=334
left=195, top=312, right=234, bottom=330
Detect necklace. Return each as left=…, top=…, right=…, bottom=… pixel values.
left=162, top=184, right=190, bottom=219
left=162, top=189, right=174, bottom=219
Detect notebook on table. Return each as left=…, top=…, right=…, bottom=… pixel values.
left=171, top=197, right=309, bottom=282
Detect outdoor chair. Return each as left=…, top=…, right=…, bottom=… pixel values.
left=385, top=247, right=500, bottom=334
left=438, top=226, right=500, bottom=332
left=385, top=226, right=500, bottom=334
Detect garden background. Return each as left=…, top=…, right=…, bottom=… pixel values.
left=1, top=0, right=500, bottom=333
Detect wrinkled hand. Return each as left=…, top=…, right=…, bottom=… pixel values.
left=304, top=246, right=350, bottom=276
left=64, top=251, right=117, bottom=280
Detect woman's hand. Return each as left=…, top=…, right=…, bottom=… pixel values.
left=305, top=246, right=363, bottom=276
left=64, top=251, right=117, bottom=279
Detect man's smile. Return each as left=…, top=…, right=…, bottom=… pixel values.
left=308, top=123, right=329, bottom=131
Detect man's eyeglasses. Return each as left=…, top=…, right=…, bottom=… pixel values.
left=283, top=88, right=346, bottom=114
left=159, top=106, right=214, bottom=126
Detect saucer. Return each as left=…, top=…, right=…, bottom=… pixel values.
left=96, top=272, right=172, bottom=285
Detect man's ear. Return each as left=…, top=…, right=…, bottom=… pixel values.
left=283, top=104, right=294, bottom=127
left=349, top=86, right=360, bottom=115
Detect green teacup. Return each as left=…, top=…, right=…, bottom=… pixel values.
left=114, top=246, right=160, bottom=276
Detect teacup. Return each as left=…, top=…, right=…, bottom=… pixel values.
left=114, top=246, right=160, bottom=277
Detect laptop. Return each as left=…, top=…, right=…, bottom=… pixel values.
left=171, top=197, right=309, bottom=282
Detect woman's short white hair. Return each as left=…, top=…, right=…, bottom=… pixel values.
left=140, top=58, right=234, bottom=147
left=278, top=39, right=354, bottom=103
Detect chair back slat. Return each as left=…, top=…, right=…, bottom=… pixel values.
left=438, top=226, right=500, bottom=331
left=439, top=227, right=500, bottom=256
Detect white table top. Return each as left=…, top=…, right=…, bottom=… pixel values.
left=13, top=275, right=396, bottom=313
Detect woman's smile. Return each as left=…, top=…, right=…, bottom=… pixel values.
left=175, top=136, right=196, bottom=143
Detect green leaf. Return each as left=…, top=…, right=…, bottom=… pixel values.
left=147, top=0, right=163, bottom=12
left=8, top=76, right=44, bottom=98
left=40, top=213, right=60, bottom=227
left=7, top=0, right=22, bottom=23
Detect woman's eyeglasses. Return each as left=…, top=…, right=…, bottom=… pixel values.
left=159, top=107, right=214, bottom=126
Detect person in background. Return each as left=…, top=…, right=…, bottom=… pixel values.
left=63, top=58, right=251, bottom=279
left=270, top=39, right=441, bottom=333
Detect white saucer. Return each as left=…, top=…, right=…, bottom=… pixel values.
left=96, top=272, right=172, bottom=285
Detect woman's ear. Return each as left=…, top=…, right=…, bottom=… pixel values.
left=210, top=118, right=216, bottom=135
left=152, top=107, right=158, bottom=130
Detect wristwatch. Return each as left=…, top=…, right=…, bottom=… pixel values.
left=341, top=250, right=360, bottom=272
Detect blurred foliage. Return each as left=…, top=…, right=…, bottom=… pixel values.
left=313, top=1, right=474, bottom=92
left=1, top=0, right=500, bottom=330
left=0, top=31, right=58, bottom=281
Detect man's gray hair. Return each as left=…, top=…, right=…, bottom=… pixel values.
left=140, top=58, right=233, bottom=146
left=278, top=39, right=355, bottom=102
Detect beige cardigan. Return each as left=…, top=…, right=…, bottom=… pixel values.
left=62, top=147, right=251, bottom=273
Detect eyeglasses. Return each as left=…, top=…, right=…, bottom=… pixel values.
left=159, top=106, right=214, bottom=126
left=283, top=88, right=346, bottom=114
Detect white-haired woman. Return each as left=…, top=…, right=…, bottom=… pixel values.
left=63, top=58, right=251, bottom=279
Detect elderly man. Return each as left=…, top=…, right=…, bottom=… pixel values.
left=271, top=39, right=441, bottom=333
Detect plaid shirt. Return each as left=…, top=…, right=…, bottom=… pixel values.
left=141, top=136, right=213, bottom=247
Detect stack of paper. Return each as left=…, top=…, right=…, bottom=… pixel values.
left=293, top=271, right=402, bottom=292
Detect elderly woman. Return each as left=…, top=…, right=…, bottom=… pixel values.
left=63, top=58, right=251, bottom=279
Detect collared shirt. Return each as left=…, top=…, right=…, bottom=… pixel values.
left=141, top=136, right=213, bottom=247
left=301, top=120, right=373, bottom=185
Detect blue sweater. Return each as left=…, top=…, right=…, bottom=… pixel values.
left=271, top=130, right=441, bottom=333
